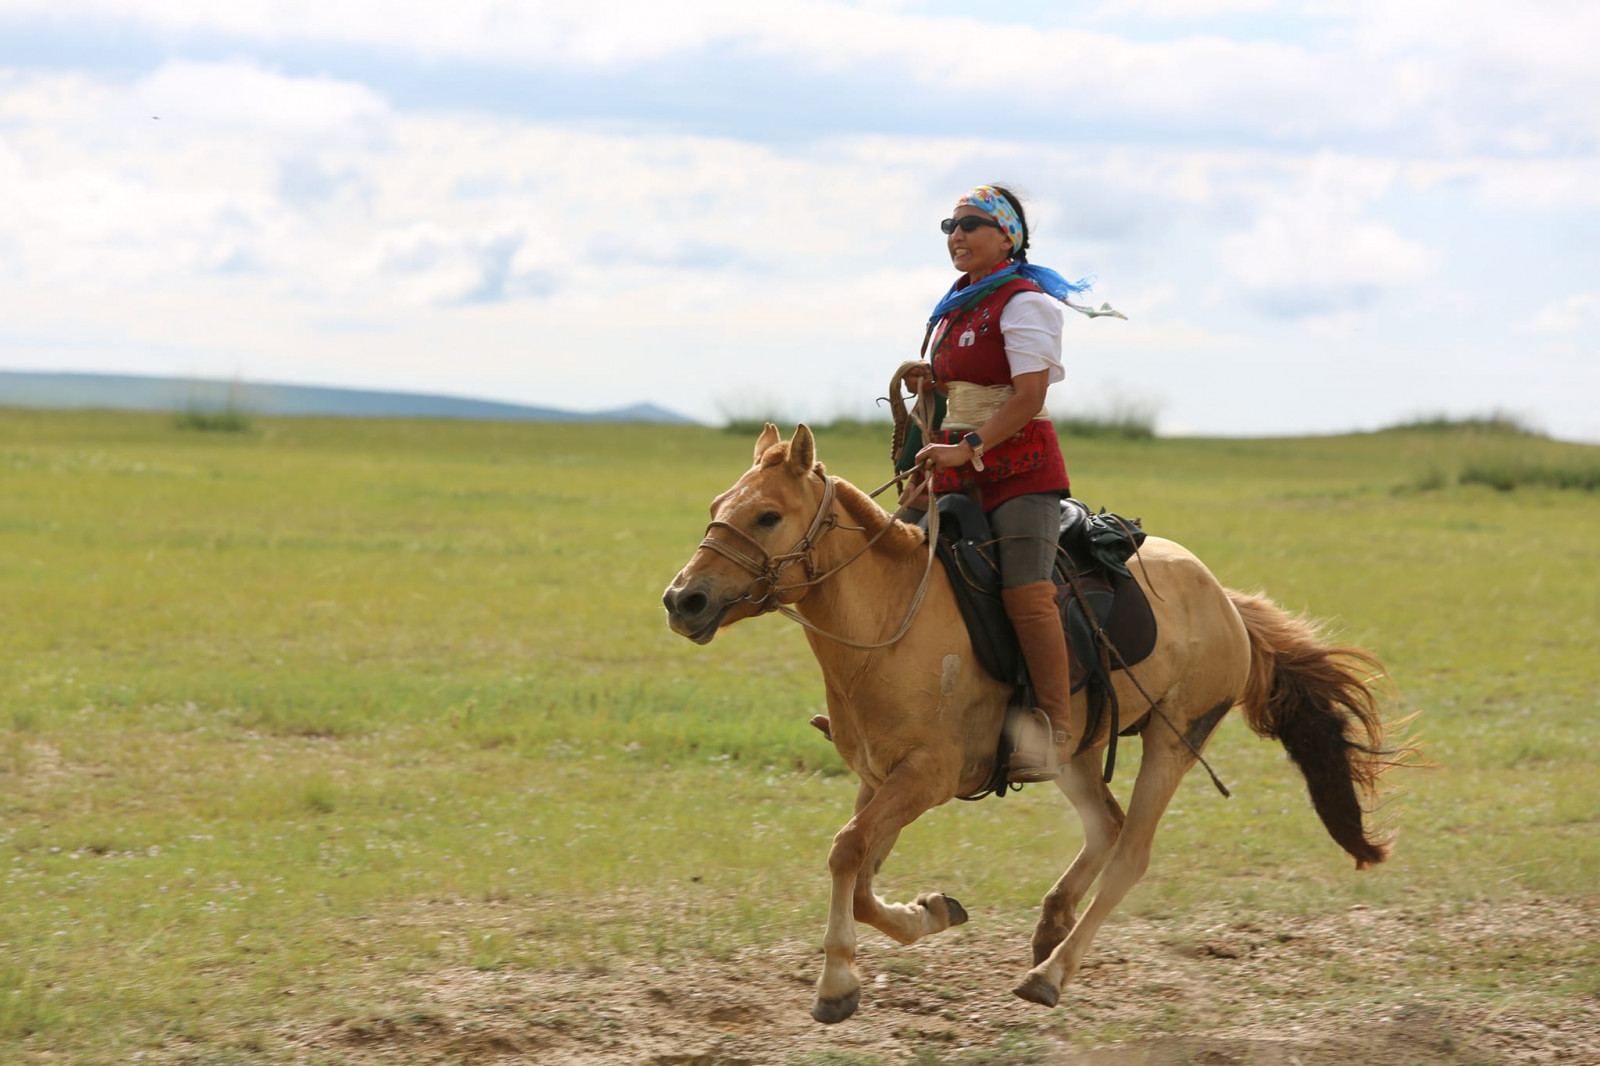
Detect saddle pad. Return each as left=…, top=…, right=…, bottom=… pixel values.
left=920, top=496, right=1018, bottom=685
left=1056, top=570, right=1157, bottom=694
left=935, top=539, right=1020, bottom=685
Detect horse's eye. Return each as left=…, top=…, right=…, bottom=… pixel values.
left=757, top=511, right=782, bottom=528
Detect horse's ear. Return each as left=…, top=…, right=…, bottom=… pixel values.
left=786, top=423, right=816, bottom=477
left=753, top=422, right=780, bottom=465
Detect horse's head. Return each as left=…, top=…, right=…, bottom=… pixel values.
left=663, top=422, right=830, bottom=644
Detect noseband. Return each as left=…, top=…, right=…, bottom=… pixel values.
left=697, top=476, right=843, bottom=611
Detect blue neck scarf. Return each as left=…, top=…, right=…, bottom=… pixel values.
left=926, top=262, right=1093, bottom=326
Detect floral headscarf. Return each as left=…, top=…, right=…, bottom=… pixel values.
left=954, top=185, right=1024, bottom=251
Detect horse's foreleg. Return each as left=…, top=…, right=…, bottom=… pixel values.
left=1032, top=748, right=1126, bottom=966
left=815, top=764, right=947, bottom=1024
left=853, top=825, right=969, bottom=945
left=1015, top=743, right=1191, bottom=1008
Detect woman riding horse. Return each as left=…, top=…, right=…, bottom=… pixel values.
left=662, top=424, right=1407, bottom=1023
left=826, top=184, right=1098, bottom=783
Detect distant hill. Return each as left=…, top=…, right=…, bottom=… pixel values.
left=0, top=372, right=697, bottom=425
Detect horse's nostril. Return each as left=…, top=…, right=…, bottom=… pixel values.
left=662, top=585, right=711, bottom=620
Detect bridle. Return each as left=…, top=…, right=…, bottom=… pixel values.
left=698, top=474, right=846, bottom=610
left=696, top=469, right=942, bottom=651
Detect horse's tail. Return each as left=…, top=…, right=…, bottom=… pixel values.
left=1226, top=589, right=1414, bottom=869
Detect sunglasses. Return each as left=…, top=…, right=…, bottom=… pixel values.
left=940, top=216, right=1003, bottom=235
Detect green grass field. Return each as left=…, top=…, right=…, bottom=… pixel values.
left=1, top=409, right=1596, bottom=1063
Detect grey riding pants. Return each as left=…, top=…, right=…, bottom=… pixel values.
left=902, top=490, right=1063, bottom=588
left=990, top=491, right=1064, bottom=588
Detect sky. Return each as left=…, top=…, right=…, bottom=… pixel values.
left=0, top=1, right=1596, bottom=439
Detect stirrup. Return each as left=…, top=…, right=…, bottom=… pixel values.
left=1006, top=710, right=1068, bottom=784
left=809, top=714, right=833, bottom=742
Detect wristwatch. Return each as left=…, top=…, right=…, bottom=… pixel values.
left=963, top=431, right=986, bottom=472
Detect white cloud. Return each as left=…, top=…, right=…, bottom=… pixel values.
left=0, top=65, right=965, bottom=415
left=1527, top=293, right=1600, bottom=335
left=1338, top=0, right=1600, bottom=150
left=1218, top=155, right=1436, bottom=318
left=9, top=1, right=1597, bottom=152
left=1, top=0, right=756, bottom=68
left=0, top=64, right=388, bottom=290
left=1404, top=158, right=1600, bottom=212
left=137, top=61, right=388, bottom=135
left=1090, top=0, right=1278, bottom=15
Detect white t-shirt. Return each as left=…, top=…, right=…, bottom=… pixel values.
left=999, top=291, right=1065, bottom=385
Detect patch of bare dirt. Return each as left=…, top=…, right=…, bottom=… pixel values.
left=278, top=896, right=1599, bottom=1065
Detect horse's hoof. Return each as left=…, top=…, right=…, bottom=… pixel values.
left=1012, top=972, right=1060, bottom=1008
left=811, top=989, right=860, bottom=1024
left=944, top=894, right=969, bottom=927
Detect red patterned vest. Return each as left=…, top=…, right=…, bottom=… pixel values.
left=928, top=274, right=1071, bottom=511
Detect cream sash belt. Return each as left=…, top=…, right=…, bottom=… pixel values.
left=943, top=381, right=1051, bottom=432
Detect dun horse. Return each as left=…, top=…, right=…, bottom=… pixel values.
left=663, top=424, right=1405, bottom=1024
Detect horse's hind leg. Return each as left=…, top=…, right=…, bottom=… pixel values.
left=1015, top=737, right=1192, bottom=1008
left=1032, top=748, right=1126, bottom=966
left=815, top=764, right=952, bottom=1024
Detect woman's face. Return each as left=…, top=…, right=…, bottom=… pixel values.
left=947, top=204, right=1014, bottom=279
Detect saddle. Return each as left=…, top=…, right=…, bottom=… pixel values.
left=919, top=495, right=1157, bottom=797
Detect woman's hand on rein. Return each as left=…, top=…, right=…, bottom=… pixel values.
left=902, top=363, right=933, bottom=394
left=914, top=441, right=974, bottom=471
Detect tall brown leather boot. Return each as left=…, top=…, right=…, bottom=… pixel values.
left=1002, top=581, right=1074, bottom=783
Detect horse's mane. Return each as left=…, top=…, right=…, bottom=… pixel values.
left=829, top=471, right=928, bottom=561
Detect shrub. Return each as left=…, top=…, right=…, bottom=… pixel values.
left=1054, top=412, right=1155, bottom=440
left=174, top=381, right=253, bottom=432
left=1459, top=461, right=1600, bottom=492
left=1382, top=411, right=1541, bottom=436
left=173, top=408, right=251, bottom=432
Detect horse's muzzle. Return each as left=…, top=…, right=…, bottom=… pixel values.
left=662, top=579, right=728, bottom=644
